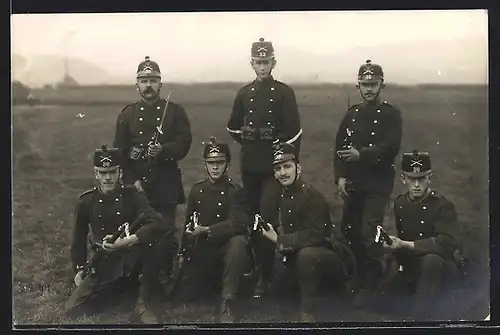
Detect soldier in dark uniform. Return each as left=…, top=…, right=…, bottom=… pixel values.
left=257, top=142, right=355, bottom=322
left=65, top=145, right=170, bottom=323
left=172, top=137, right=250, bottom=323
left=380, top=150, right=462, bottom=320
left=113, top=56, right=192, bottom=282
left=226, top=37, right=302, bottom=297
left=333, top=59, right=403, bottom=302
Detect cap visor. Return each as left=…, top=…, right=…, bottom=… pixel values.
left=94, top=166, right=120, bottom=172
left=403, top=170, right=431, bottom=178
left=359, top=78, right=382, bottom=83
left=251, top=56, right=275, bottom=61
left=137, top=72, right=161, bottom=78
left=204, top=158, right=227, bottom=162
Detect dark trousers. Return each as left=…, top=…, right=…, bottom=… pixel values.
left=150, top=204, right=179, bottom=277
left=271, top=246, right=347, bottom=316
left=64, top=244, right=161, bottom=318
left=380, top=253, right=460, bottom=320
left=241, top=170, right=280, bottom=281
left=177, top=235, right=249, bottom=301
left=340, top=190, right=391, bottom=290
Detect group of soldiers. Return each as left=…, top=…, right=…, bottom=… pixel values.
left=64, top=37, right=466, bottom=324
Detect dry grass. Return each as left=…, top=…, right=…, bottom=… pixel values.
left=12, top=84, right=489, bottom=326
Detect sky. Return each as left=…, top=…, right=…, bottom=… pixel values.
left=11, top=10, right=488, bottom=85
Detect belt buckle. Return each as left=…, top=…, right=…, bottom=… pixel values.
left=129, top=147, right=143, bottom=160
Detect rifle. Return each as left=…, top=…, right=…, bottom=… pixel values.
left=166, top=211, right=199, bottom=299
left=374, top=225, right=393, bottom=246
left=81, top=213, right=145, bottom=279
left=142, top=92, right=171, bottom=185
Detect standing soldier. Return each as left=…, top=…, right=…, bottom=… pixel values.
left=170, top=137, right=250, bottom=323
left=226, top=37, right=302, bottom=298
left=65, top=145, right=169, bottom=324
left=333, top=59, right=403, bottom=303
left=113, top=56, right=192, bottom=283
left=380, top=150, right=463, bottom=320
left=258, top=142, right=355, bottom=322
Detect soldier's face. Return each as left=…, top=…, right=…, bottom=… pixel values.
left=401, top=172, right=432, bottom=199
left=205, top=160, right=228, bottom=180
left=136, top=77, right=162, bottom=100
left=251, top=59, right=276, bottom=80
left=359, top=81, right=383, bottom=102
left=94, top=168, right=122, bottom=194
left=273, top=160, right=301, bottom=186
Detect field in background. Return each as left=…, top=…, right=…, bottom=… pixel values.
left=12, top=83, right=490, bottom=325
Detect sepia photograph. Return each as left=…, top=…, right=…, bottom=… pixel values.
left=11, top=9, right=489, bottom=326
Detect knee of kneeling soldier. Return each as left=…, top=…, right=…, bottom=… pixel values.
left=419, top=253, right=445, bottom=274
left=296, top=247, right=321, bottom=270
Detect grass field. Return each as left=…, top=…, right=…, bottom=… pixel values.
left=12, top=83, right=490, bottom=326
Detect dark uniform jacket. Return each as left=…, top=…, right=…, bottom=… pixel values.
left=184, top=176, right=250, bottom=243
left=276, top=178, right=348, bottom=254
left=227, top=77, right=302, bottom=173
left=393, top=189, right=461, bottom=267
left=333, top=100, right=402, bottom=193
left=113, top=98, right=192, bottom=206
left=70, top=185, right=166, bottom=274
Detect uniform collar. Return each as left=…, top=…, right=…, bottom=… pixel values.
left=98, top=185, right=121, bottom=198
left=283, top=177, right=305, bottom=194
left=361, top=99, right=382, bottom=108
left=406, top=188, right=432, bottom=204
left=208, top=175, right=229, bottom=186
left=254, top=75, right=274, bottom=85
left=140, top=97, right=162, bottom=106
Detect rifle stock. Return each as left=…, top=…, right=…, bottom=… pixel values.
left=82, top=213, right=145, bottom=279
left=166, top=211, right=199, bottom=299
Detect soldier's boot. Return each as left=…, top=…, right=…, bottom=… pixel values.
left=134, top=285, right=160, bottom=324
left=299, top=297, right=317, bottom=323
left=134, top=295, right=160, bottom=324
left=219, top=299, right=235, bottom=323
left=299, top=310, right=315, bottom=323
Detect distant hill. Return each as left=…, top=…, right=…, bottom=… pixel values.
left=12, top=37, right=487, bottom=86
left=11, top=54, right=130, bottom=87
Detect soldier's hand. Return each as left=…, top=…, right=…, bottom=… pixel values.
left=112, top=236, right=135, bottom=249
left=102, top=234, right=116, bottom=252
left=186, top=225, right=209, bottom=236
left=261, top=223, right=278, bottom=243
left=384, top=236, right=406, bottom=250
left=147, top=143, right=162, bottom=157
left=337, top=147, right=360, bottom=162
left=133, top=180, right=145, bottom=193
left=74, top=270, right=84, bottom=287
left=337, top=178, right=349, bottom=199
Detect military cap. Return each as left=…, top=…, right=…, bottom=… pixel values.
left=203, top=136, right=231, bottom=163
left=272, top=142, right=297, bottom=165
left=251, top=37, right=275, bottom=60
left=401, top=150, right=432, bottom=176
left=358, top=59, right=384, bottom=82
left=136, top=56, right=161, bottom=78
left=94, top=145, right=121, bottom=171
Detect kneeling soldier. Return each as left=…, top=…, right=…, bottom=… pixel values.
left=65, top=145, right=171, bottom=324
left=171, top=137, right=250, bottom=323
left=380, top=150, right=463, bottom=320
left=258, top=142, right=355, bottom=322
